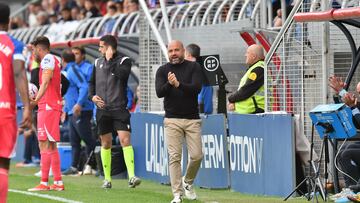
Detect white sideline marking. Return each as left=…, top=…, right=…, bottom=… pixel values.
left=9, top=189, right=83, bottom=203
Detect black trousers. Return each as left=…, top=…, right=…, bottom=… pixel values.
left=23, top=111, right=40, bottom=163
left=24, top=132, right=40, bottom=163
left=69, top=111, right=97, bottom=169
left=337, top=142, right=360, bottom=187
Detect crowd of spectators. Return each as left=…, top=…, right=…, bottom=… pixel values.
left=9, top=0, right=234, bottom=30
left=9, top=0, right=142, bottom=29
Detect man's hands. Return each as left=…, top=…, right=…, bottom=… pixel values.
left=168, top=72, right=179, bottom=88
left=329, top=75, right=346, bottom=94
left=92, top=95, right=105, bottom=109
left=29, top=99, right=38, bottom=111
left=228, top=103, right=235, bottom=111
left=105, top=46, right=114, bottom=61
left=61, top=111, right=67, bottom=123
left=343, top=92, right=357, bottom=107
left=73, top=104, right=82, bottom=117
left=19, top=107, right=32, bottom=130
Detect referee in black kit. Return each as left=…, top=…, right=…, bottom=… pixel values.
left=89, top=35, right=141, bottom=189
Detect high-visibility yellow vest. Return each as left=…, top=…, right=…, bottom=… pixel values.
left=235, top=60, right=264, bottom=114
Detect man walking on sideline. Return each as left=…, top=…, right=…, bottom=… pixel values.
left=28, top=36, right=64, bottom=191
left=89, top=35, right=141, bottom=189
left=0, top=3, right=32, bottom=202
left=228, top=44, right=265, bottom=114
left=61, top=49, right=96, bottom=176
left=155, top=40, right=204, bottom=203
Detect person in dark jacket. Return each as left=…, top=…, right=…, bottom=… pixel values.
left=88, top=35, right=141, bottom=189
left=155, top=40, right=203, bottom=203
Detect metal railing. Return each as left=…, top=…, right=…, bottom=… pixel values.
left=9, top=0, right=259, bottom=44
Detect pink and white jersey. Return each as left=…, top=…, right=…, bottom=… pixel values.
left=38, top=54, right=62, bottom=112
left=0, top=31, right=25, bottom=120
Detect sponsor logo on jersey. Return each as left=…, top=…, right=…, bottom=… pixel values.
left=0, top=43, right=12, bottom=57
left=0, top=102, right=11, bottom=109
left=43, top=58, right=51, bottom=64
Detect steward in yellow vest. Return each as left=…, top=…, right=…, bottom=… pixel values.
left=228, top=45, right=265, bottom=114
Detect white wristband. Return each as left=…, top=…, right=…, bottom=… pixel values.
left=352, top=108, right=360, bottom=116
left=339, top=89, right=347, bottom=97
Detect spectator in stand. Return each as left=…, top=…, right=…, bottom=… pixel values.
left=48, top=0, right=60, bottom=15
left=71, top=6, right=81, bottom=21
left=100, top=4, right=117, bottom=35
left=273, top=9, right=282, bottom=27
left=59, top=0, right=77, bottom=11
left=49, top=14, right=58, bottom=24
left=28, top=3, right=42, bottom=27
left=114, top=0, right=124, bottom=14
left=104, top=1, right=116, bottom=17
left=148, top=0, right=157, bottom=8
left=41, top=0, right=49, bottom=12
left=10, top=17, right=27, bottom=30
left=79, top=8, right=88, bottom=20
left=95, top=0, right=107, bottom=16
left=36, top=11, right=49, bottom=26
left=107, top=3, right=117, bottom=17
left=59, top=7, right=73, bottom=22
left=84, top=0, right=101, bottom=18
left=123, top=0, right=139, bottom=14
left=75, top=0, right=86, bottom=9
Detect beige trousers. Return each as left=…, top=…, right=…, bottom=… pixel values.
left=164, top=118, right=203, bottom=196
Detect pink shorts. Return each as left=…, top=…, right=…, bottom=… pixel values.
left=37, top=110, right=61, bottom=142
left=0, top=118, right=17, bottom=159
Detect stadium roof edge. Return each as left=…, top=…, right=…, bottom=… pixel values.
left=294, top=7, right=360, bottom=22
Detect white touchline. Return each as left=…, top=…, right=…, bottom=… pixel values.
left=9, top=189, right=83, bottom=203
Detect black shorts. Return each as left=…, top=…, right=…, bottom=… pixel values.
left=96, top=110, right=131, bottom=135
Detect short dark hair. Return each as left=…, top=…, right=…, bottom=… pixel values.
left=33, top=36, right=50, bottom=50
left=71, top=46, right=86, bottom=55
left=100, top=35, right=117, bottom=50
left=129, top=0, right=139, bottom=4
left=0, top=3, right=10, bottom=25
left=61, top=7, right=71, bottom=12
left=186, top=44, right=201, bottom=58
left=108, top=5, right=117, bottom=11
left=61, top=49, right=75, bottom=63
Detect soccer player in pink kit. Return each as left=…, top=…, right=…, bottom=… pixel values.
left=28, top=36, right=64, bottom=191
left=0, top=3, right=32, bottom=203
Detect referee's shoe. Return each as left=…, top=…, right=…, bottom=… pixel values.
left=128, top=176, right=141, bottom=188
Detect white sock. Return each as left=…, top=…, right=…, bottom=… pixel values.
left=54, top=181, right=63, bottom=185
left=40, top=181, right=48, bottom=186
